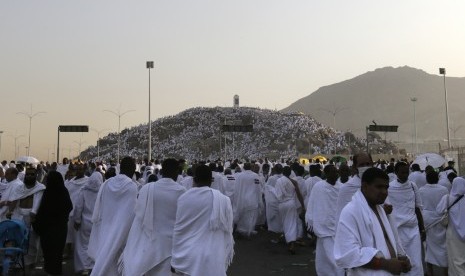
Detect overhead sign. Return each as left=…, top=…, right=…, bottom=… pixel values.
left=368, top=125, right=398, bottom=132
left=222, top=125, right=253, bottom=132
left=59, top=125, right=89, bottom=132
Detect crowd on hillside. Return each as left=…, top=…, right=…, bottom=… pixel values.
left=82, top=107, right=395, bottom=162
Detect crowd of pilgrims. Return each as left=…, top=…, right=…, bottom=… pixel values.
left=85, top=107, right=390, bottom=162
left=0, top=153, right=464, bottom=275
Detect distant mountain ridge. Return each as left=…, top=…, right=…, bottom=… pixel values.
left=283, top=66, right=465, bottom=146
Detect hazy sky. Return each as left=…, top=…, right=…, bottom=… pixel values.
left=1, top=1, right=465, bottom=162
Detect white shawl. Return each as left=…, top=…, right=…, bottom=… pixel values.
left=121, top=178, right=185, bottom=276
left=88, top=174, right=137, bottom=276
left=171, top=187, right=234, bottom=276
left=437, top=177, right=465, bottom=240
left=334, top=190, right=405, bottom=276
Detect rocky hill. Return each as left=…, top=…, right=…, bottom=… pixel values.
left=80, top=107, right=397, bottom=161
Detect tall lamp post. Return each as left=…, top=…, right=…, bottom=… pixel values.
left=439, top=68, right=451, bottom=149
left=410, top=97, right=418, bottom=154
left=73, top=139, right=86, bottom=160
left=17, top=106, right=45, bottom=156
left=103, top=108, right=135, bottom=164
left=146, top=61, right=154, bottom=161
left=9, top=134, right=24, bottom=158
left=92, top=128, right=109, bottom=160
left=0, top=131, right=3, bottom=160
left=319, top=104, right=348, bottom=155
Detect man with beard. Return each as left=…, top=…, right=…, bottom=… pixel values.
left=7, top=166, right=46, bottom=266
left=334, top=168, right=411, bottom=275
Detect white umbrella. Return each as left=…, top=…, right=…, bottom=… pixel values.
left=413, top=153, right=446, bottom=170
left=16, top=156, right=40, bottom=164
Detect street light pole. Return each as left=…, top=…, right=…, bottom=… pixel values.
left=439, top=68, right=452, bottom=149
left=73, top=138, right=86, bottom=160
left=0, top=131, right=3, bottom=160
left=17, top=105, right=45, bottom=156
left=92, top=128, right=109, bottom=160
left=410, top=97, right=418, bottom=154
left=320, top=104, right=348, bottom=155
left=146, top=61, right=154, bottom=161
left=103, top=108, right=135, bottom=164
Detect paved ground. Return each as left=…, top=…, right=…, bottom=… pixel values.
left=228, top=229, right=317, bottom=276
left=10, top=228, right=316, bottom=275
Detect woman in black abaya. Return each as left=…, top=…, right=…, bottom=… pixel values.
left=34, top=171, right=73, bottom=275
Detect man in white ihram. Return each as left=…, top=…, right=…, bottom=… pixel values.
left=88, top=157, right=138, bottom=276
left=234, top=162, right=261, bottom=237
left=121, top=158, right=186, bottom=275
left=171, top=165, right=234, bottom=276
left=386, top=162, right=425, bottom=276
left=334, top=168, right=411, bottom=275
left=306, top=165, right=344, bottom=275
left=336, top=152, right=373, bottom=221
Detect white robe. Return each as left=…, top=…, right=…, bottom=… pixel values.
left=65, top=176, right=89, bottom=243
left=387, top=180, right=423, bottom=276
left=0, top=178, right=23, bottom=221
left=334, top=190, right=405, bottom=276
left=179, top=175, right=193, bottom=190
left=303, top=176, right=321, bottom=207
left=88, top=174, right=138, bottom=276
left=335, top=175, right=361, bottom=222
left=275, top=177, right=299, bottom=242
left=73, top=172, right=102, bottom=272
left=222, top=175, right=236, bottom=214
left=264, top=174, right=283, bottom=233
left=418, top=184, right=448, bottom=267
left=211, top=172, right=225, bottom=194
left=10, top=181, right=45, bottom=265
left=171, top=187, right=234, bottom=276
left=234, top=170, right=261, bottom=236
left=122, top=178, right=186, bottom=276
left=408, top=171, right=427, bottom=189
left=306, top=180, right=343, bottom=275
left=438, top=178, right=452, bottom=192
left=437, top=177, right=465, bottom=275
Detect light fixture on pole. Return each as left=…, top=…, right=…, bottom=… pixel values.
left=10, top=134, right=24, bottom=158
left=17, top=105, right=46, bottom=156
left=146, top=61, right=154, bottom=161
left=439, top=68, right=451, bottom=149
left=410, top=97, right=418, bottom=154
left=103, top=107, right=135, bottom=164
left=319, top=104, right=348, bottom=155
left=73, top=139, right=86, bottom=161
left=92, top=128, right=110, bottom=160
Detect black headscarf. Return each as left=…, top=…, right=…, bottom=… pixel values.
left=34, top=171, right=73, bottom=234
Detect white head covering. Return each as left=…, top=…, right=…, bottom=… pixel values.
left=84, top=171, right=104, bottom=192
left=450, top=177, right=465, bottom=240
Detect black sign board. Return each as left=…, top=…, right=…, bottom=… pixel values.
left=59, top=125, right=89, bottom=132
left=368, top=125, right=398, bottom=132
left=222, top=125, right=253, bottom=132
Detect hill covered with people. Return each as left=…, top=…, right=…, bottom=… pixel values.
left=80, top=107, right=397, bottom=161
